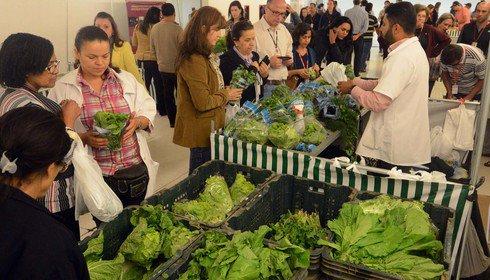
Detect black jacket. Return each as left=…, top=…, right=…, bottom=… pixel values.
left=314, top=28, right=353, bottom=65
left=458, top=21, right=490, bottom=56
left=219, top=49, right=261, bottom=105
left=0, top=184, right=89, bottom=280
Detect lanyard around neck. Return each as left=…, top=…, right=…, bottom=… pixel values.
left=268, top=29, right=279, bottom=53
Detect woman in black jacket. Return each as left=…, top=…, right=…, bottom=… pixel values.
left=0, top=107, right=88, bottom=279
left=314, top=16, right=354, bottom=66
left=220, top=21, right=269, bottom=104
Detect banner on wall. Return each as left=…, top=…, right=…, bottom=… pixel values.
left=125, top=0, right=165, bottom=51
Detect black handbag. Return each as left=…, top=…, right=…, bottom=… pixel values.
left=105, top=163, right=148, bottom=199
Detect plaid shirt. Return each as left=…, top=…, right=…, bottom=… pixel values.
left=77, top=70, right=142, bottom=175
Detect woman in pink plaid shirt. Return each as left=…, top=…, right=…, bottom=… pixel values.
left=50, top=26, right=159, bottom=209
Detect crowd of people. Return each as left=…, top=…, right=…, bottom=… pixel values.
left=0, top=0, right=489, bottom=278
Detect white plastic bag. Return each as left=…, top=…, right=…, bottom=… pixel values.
left=320, top=62, right=348, bottom=86
left=443, top=104, right=476, bottom=151
left=430, top=126, right=454, bottom=161
left=67, top=130, right=123, bottom=222
left=225, top=102, right=240, bottom=124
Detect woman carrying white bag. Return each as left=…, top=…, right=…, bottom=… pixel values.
left=49, top=26, right=159, bottom=219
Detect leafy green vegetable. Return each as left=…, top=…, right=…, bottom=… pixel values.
left=173, top=176, right=234, bottom=224
left=271, top=211, right=328, bottom=250
left=324, top=96, right=359, bottom=159
left=161, top=226, right=198, bottom=259
left=87, top=253, right=125, bottom=280
left=307, top=68, right=318, bottom=80
left=119, top=219, right=162, bottom=269
left=268, top=122, right=301, bottom=149
left=93, top=111, right=129, bottom=151
left=345, top=64, right=355, bottom=80
left=230, top=65, right=257, bottom=89
left=230, top=173, right=256, bottom=205
left=200, top=176, right=233, bottom=214
left=301, top=118, right=327, bottom=145
left=83, top=232, right=104, bottom=263
left=179, top=226, right=309, bottom=280
left=235, top=118, right=269, bottom=144
left=213, top=36, right=228, bottom=54
left=326, top=195, right=445, bottom=280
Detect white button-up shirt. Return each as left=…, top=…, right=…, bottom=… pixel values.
left=357, top=37, right=431, bottom=166
left=254, top=17, right=293, bottom=81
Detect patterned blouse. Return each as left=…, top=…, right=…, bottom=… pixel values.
left=0, top=86, right=74, bottom=213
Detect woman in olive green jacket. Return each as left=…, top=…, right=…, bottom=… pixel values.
left=173, top=6, right=243, bottom=174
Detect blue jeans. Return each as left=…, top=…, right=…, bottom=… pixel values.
left=263, top=83, right=282, bottom=99
left=189, top=147, right=211, bottom=175
left=362, top=40, right=373, bottom=70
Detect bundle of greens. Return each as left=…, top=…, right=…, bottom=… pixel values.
left=83, top=205, right=198, bottom=280
left=173, top=175, right=257, bottom=224
left=301, top=118, right=327, bottom=145
left=271, top=211, right=329, bottom=250
left=93, top=111, right=129, bottom=151
left=345, top=64, right=355, bottom=80
left=324, top=95, right=359, bottom=159
left=179, top=226, right=310, bottom=280
left=307, top=68, right=318, bottom=80
left=229, top=173, right=256, bottom=205
left=268, top=122, right=301, bottom=149
left=213, top=36, right=227, bottom=54
left=260, top=85, right=294, bottom=111
left=230, top=65, right=257, bottom=89
left=235, top=118, right=269, bottom=144
left=326, top=195, right=445, bottom=280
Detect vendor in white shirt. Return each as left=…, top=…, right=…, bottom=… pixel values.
left=338, top=2, right=431, bottom=171
left=254, top=0, right=293, bottom=98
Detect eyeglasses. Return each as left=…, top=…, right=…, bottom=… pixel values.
left=267, top=6, right=286, bottom=17
left=45, top=60, right=61, bottom=74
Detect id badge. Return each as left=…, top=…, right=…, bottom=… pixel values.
left=471, top=42, right=478, bottom=47
left=452, top=85, right=459, bottom=96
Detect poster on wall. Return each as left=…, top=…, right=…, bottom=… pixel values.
left=125, top=0, right=165, bottom=51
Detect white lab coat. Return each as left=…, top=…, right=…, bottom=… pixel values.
left=357, top=37, right=431, bottom=166
left=49, top=69, right=159, bottom=198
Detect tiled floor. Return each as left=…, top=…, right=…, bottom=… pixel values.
left=79, top=48, right=490, bottom=241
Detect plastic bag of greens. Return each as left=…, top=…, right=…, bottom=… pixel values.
left=269, top=104, right=294, bottom=124
left=234, top=116, right=269, bottom=145
left=301, top=117, right=327, bottom=145
left=268, top=122, right=301, bottom=149
left=93, top=111, right=129, bottom=151
left=224, top=101, right=260, bottom=136
left=230, top=65, right=257, bottom=90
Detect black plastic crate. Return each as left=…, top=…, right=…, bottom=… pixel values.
left=144, top=160, right=275, bottom=228
left=79, top=207, right=201, bottom=280
left=321, top=249, right=402, bottom=280
left=320, top=191, right=454, bottom=280
left=161, top=231, right=309, bottom=280
left=224, top=174, right=357, bottom=271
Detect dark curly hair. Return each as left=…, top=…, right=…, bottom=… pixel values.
left=227, top=20, right=254, bottom=50
left=0, top=33, right=54, bottom=88
left=292, top=23, right=313, bottom=48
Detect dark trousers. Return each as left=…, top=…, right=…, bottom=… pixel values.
left=52, top=207, right=80, bottom=241
left=362, top=39, right=373, bottom=71
left=160, top=72, right=177, bottom=127
left=189, top=147, right=211, bottom=175
left=348, top=36, right=365, bottom=76
left=429, top=80, right=435, bottom=97
left=139, top=60, right=166, bottom=116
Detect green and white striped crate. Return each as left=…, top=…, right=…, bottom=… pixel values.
left=211, top=132, right=473, bottom=273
